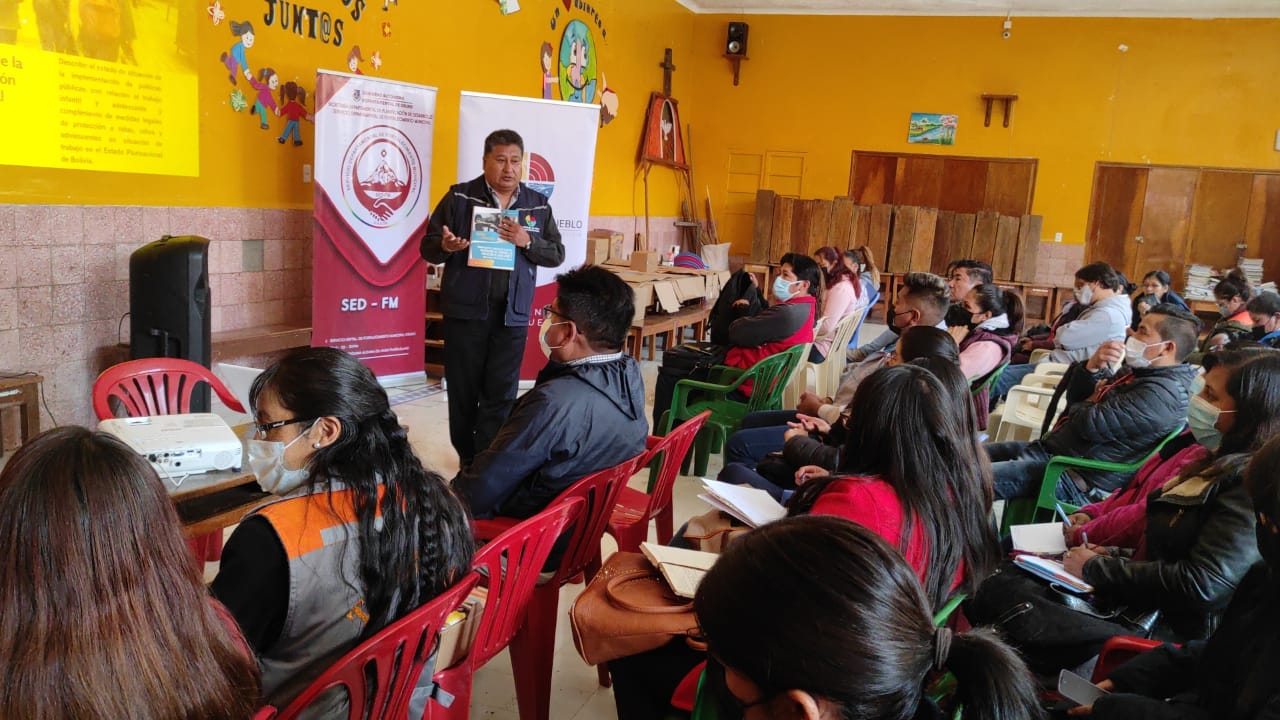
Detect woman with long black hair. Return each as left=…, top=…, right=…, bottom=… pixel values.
left=212, top=347, right=475, bottom=710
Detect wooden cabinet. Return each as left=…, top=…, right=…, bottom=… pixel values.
left=1085, top=162, right=1280, bottom=289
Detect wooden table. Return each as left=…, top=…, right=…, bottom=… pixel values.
left=0, top=372, right=43, bottom=457
left=168, top=468, right=270, bottom=538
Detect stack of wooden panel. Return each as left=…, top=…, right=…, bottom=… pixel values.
left=752, top=189, right=1043, bottom=282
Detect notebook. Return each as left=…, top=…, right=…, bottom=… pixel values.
left=1013, top=554, right=1094, bottom=594
left=1010, top=522, right=1068, bottom=555
left=699, top=478, right=787, bottom=528
left=639, top=542, right=718, bottom=599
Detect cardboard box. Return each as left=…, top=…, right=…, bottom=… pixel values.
left=630, top=251, right=659, bottom=273
left=436, top=586, right=488, bottom=669
left=585, top=234, right=610, bottom=265
left=588, top=229, right=627, bottom=263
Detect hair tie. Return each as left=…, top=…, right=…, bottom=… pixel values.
left=933, top=626, right=953, bottom=671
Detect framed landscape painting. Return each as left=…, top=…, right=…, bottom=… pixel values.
left=908, top=113, right=958, bottom=145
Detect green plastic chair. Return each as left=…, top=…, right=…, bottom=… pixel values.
left=1000, top=424, right=1186, bottom=533
left=970, top=361, right=1009, bottom=399
left=659, top=344, right=807, bottom=476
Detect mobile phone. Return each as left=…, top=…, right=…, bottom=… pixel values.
left=1058, top=669, right=1109, bottom=706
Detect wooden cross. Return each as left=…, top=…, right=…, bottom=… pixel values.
left=660, top=48, right=676, bottom=97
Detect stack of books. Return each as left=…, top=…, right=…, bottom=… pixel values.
left=1184, top=264, right=1217, bottom=300
left=1239, top=257, right=1265, bottom=286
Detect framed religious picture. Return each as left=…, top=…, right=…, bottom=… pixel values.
left=638, top=92, right=688, bottom=169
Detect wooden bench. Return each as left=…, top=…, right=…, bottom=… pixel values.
left=0, top=373, right=43, bottom=457
left=626, top=302, right=713, bottom=361
left=211, top=324, right=312, bottom=361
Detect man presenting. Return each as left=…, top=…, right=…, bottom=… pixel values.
left=421, top=129, right=565, bottom=467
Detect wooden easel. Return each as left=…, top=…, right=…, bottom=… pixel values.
left=640, top=49, right=706, bottom=255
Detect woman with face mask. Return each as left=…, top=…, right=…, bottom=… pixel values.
left=1200, top=270, right=1255, bottom=353
left=211, top=347, right=475, bottom=712
left=1130, top=270, right=1189, bottom=330
left=1246, top=292, right=1280, bottom=348
left=1078, top=432, right=1280, bottom=720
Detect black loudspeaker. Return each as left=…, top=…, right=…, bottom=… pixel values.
left=726, top=22, right=749, bottom=56
left=129, top=235, right=212, bottom=411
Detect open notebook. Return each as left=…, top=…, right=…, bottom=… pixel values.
left=698, top=478, right=787, bottom=528
left=1010, top=522, right=1068, bottom=556
left=1013, top=554, right=1094, bottom=594
left=640, top=542, right=719, bottom=599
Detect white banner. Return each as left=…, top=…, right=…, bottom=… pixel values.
left=457, top=92, right=600, bottom=379
left=312, top=70, right=436, bottom=382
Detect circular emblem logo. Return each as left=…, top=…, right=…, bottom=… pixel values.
left=557, top=19, right=597, bottom=104
left=526, top=152, right=555, bottom=199
left=340, top=125, right=422, bottom=228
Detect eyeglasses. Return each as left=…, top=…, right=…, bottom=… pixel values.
left=541, top=305, right=573, bottom=324
left=253, top=417, right=315, bottom=438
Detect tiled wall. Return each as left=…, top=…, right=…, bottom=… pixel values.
left=586, top=215, right=684, bottom=256
left=0, top=204, right=312, bottom=445
left=1030, top=241, right=1088, bottom=289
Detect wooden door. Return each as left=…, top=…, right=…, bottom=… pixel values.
left=1245, top=174, right=1280, bottom=275
left=1131, top=168, right=1198, bottom=284
left=1086, top=165, right=1147, bottom=271
left=1187, top=170, right=1254, bottom=271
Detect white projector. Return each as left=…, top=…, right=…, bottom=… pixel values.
left=98, top=413, right=243, bottom=479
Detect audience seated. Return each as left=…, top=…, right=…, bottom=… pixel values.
left=211, top=347, right=475, bottom=710
left=611, top=361, right=999, bottom=720
left=720, top=326, right=961, bottom=495
left=995, top=261, right=1133, bottom=402
left=652, top=255, right=820, bottom=431
left=810, top=246, right=864, bottom=362
left=0, top=427, right=260, bottom=720
left=455, top=265, right=647, bottom=518
left=956, top=283, right=1023, bottom=429
left=986, top=304, right=1199, bottom=505
left=1131, top=270, right=1190, bottom=330
left=1247, top=291, right=1280, bottom=348
left=842, top=245, right=881, bottom=302
left=1078, top=432, right=1280, bottom=720
left=971, top=351, right=1279, bottom=675
left=800, top=271, right=951, bottom=425
left=848, top=259, right=986, bottom=361
left=1200, top=269, right=1255, bottom=354
left=694, top=516, right=1041, bottom=720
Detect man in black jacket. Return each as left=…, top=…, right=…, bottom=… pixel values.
left=421, top=129, right=565, bottom=467
left=453, top=265, right=647, bottom=519
left=988, top=304, right=1201, bottom=504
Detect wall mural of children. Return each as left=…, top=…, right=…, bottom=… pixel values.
left=219, top=20, right=254, bottom=85
left=540, top=41, right=555, bottom=99
left=248, top=67, right=280, bottom=130
left=347, top=45, right=364, bottom=75
left=277, top=82, right=312, bottom=146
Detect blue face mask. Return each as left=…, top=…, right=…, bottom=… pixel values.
left=772, top=276, right=797, bottom=302
left=1187, top=394, right=1235, bottom=451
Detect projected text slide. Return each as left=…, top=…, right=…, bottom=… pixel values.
left=0, top=45, right=197, bottom=176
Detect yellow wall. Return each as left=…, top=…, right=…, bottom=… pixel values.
left=0, top=0, right=695, bottom=217
left=687, top=15, right=1280, bottom=253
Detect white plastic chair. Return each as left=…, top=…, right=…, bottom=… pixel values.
left=780, top=342, right=814, bottom=410
left=809, top=310, right=864, bottom=400
left=989, top=384, right=1068, bottom=443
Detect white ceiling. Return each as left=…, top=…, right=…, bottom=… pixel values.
left=672, top=0, right=1280, bottom=17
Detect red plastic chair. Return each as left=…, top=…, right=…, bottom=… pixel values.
left=466, top=454, right=643, bottom=720
left=265, top=572, right=480, bottom=720
left=93, top=357, right=247, bottom=564
left=428, top=498, right=585, bottom=719
left=587, top=411, right=710, bottom=687
left=1091, top=635, right=1166, bottom=683
left=612, top=411, right=711, bottom=551
left=93, top=357, right=246, bottom=419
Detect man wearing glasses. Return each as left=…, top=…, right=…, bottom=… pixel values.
left=452, top=265, right=646, bottom=520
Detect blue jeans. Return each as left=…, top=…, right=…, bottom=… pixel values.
left=724, top=410, right=797, bottom=466
left=986, top=440, right=1090, bottom=506
left=991, top=363, right=1038, bottom=409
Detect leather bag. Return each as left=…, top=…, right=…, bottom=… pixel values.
left=569, top=551, right=701, bottom=665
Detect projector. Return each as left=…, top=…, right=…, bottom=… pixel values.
left=99, top=413, right=243, bottom=481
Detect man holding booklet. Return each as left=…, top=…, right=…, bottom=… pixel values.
left=421, top=129, right=564, bottom=467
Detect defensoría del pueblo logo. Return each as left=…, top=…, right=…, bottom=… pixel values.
left=526, top=152, right=555, bottom=199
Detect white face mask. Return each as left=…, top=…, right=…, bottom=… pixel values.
left=1124, top=335, right=1163, bottom=369
left=1188, top=394, right=1234, bottom=451
left=1074, top=284, right=1094, bottom=305
left=247, top=426, right=313, bottom=496
left=539, top=319, right=570, bottom=358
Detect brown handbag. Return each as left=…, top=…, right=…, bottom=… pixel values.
left=682, top=507, right=750, bottom=553
left=569, top=551, right=701, bottom=666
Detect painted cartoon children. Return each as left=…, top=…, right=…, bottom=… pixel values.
left=277, top=82, right=312, bottom=146
left=598, top=73, right=618, bottom=126
left=347, top=45, right=364, bottom=75
left=248, top=67, right=280, bottom=130
left=540, top=41, right=555, bottom=99
left=219, top=20, right=254, bottom=85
